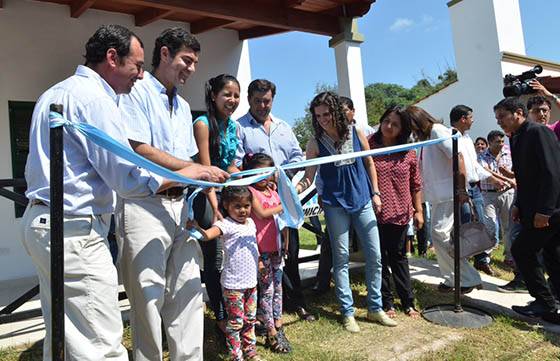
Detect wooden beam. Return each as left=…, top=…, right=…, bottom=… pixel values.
left=135, top=8, right=174, bottom=27
left=190, top=18, right=236, bottom=34
left=118, top=0, right=341, bottom=36
left=238, top=26, right=289, bottom=40
left=70, top=0, right=95, bottom=18
left=284, top=0, right=305, bottom=8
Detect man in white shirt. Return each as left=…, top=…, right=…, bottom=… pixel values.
left=22, top=25, right=220, bottom=361
left=450, top=105, right=506, bottom=276
left=117, top=28, right=227, bottom=361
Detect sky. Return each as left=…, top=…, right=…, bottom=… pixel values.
left=247, top=0, right=560, bottom=125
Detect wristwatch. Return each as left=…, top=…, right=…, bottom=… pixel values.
left=372, top=191, right=381, bottom=197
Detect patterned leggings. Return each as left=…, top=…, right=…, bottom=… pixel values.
left=257, top=252, right=283, bottom=331
left=223, top=287, right=257, bottom=361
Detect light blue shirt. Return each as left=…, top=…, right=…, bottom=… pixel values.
left=25, top=65, right=162, bottom=215
left=235, top=112, right=303, bottom=167
left=118, top=71, right=198, bottom=161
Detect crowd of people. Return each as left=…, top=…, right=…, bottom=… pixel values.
left=19, top=24, right=560, bottom=361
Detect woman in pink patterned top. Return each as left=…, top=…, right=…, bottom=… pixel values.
left=368, top=106, right=423, bottom=318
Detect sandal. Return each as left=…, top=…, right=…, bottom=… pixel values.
left=246, top=355, right=263, bottom=361
left=384, top=307, right=397, bottom=318
left=266, top=333, right=291, bottom=353
left=404, top=307, right=420, bottom=319
left=276, top=328, right=292, bottom=352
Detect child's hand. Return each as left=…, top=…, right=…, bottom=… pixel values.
left=186, top=219, right=199, bottom=230
left=258, top=260, right=265, bottom=274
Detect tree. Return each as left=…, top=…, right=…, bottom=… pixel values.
left=292, top=83, right=336, bottom=149
left=292, top=68, right=458, bottom=147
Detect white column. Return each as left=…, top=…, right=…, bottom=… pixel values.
left=232, top=39, right=251, bottom=119
left=330, top=18, right=368, bottom=129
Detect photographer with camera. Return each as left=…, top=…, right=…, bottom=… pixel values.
left=528, top=80, right=560, bottom=140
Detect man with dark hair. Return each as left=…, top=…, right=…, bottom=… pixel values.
left=21, top=25, right=216, bottom=361
left=449, top=105, right=505, bottom=275
left=117, top=27, right=226, bottom=361
left=235, top=79, right=315, bottom=322
left=494, top=97, right=560, bottom=324
left=527, top=80, right=560, bottom=140
left=340, top=96, right=375, bottom=136
left=477, top=130, right=516, bottom=271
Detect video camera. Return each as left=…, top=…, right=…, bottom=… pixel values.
left=502, top=65, right=543, bottom=97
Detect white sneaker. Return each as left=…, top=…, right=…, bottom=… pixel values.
left=342, top=316, right=361, bottom=333
left=367, top=310, right=398, bottom=327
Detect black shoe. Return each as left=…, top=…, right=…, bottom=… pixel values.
left=542, top=309, right=560, bottom=324
left=497, top=279, right=529, bottom=293
left=460, top=284, right=483, bottom=294
left=437, top=282, right=454, bottom=293
left=512, top=301, right=549, bottom=318
left=296, top=307, right=316, bottom=322
left=312, top=283, right=329, bottom=295
left=474, top=263, right=495, bottom=276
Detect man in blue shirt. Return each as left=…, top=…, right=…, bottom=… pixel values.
left=21, top=25, right=222, bottom=361
left=235, top=80, right=315, bottom=322
left=117, top=28, right=227, bottom=361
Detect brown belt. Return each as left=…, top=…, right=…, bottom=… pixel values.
left=30, top=199, right=48, bottom=207
left=157, top=187, right=185, bottom=198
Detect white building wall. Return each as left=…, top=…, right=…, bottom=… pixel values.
left=417, top=0, right=560, bottom=140
left=0, top=0, right=250, bottom=282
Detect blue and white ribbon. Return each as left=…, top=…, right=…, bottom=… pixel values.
left=49, top=112, right=458, bottom=237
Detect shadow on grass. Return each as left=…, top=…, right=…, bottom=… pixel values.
left=17, top=340, right=42, bottom=361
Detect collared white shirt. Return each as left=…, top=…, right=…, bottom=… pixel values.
left=25, top=65, right=162, bottom=215
left=458, top=132, right=491, bottom=183
left=118, top=71, right=198, bottom=161
left=235, top=112, right=304, bottom=167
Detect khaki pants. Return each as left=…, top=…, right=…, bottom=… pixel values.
left=20, top=203, right=128, bottom=361
left=482, top=189, right=515, bottom=261
left=115, top=196, right=203, bottom=361
left=431, top=201, right=482, bottom=287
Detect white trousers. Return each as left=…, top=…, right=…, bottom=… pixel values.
left=431, top=201, right=482, bottom=287
left=20, top=203, right=128, bottom=361
left=115, top=196, right=203, bottom=361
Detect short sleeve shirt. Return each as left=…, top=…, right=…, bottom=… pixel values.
left=214, top=217, right=259, bottom=289
left=193, top=115, right=238, bottom=170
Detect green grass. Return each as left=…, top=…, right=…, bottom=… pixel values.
left=2, top=270, right=559, bottom=361
left=299, top=216, right=326, bottom=251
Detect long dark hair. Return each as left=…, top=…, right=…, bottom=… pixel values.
left=204, top=74, right=240, bottom=165
left=309, top=91, right=349, bottom=149
left=404, top=105, right=441, bottom=141
left=372, top=106, right=411, bottom=146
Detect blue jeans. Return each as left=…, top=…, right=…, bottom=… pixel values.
left=323, top=201, right=382, bottom=316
